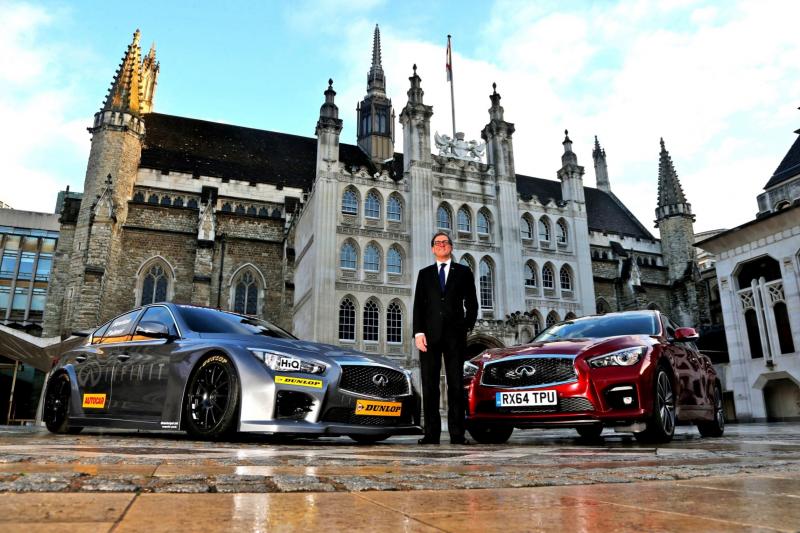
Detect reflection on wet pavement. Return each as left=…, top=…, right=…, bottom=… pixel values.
left=0, top=423, right=799, bottom=531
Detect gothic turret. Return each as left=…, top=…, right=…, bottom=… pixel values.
left=481, top=83, right=516, bottom=179
left=399, top=64, right=433, bottom=172
left=316, top=79, right=343, bottom=170
left=593, top=136, right=610, bottom=192
left=44, top=30, right=151, bottom=335
left=357, top=25, right=395, bottom=163
left=557, top=130, right=585, bottom=204
left=654, top=138, right=696, bottom=283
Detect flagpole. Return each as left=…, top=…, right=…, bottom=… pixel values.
left=447, top=34, right=456, bottom=138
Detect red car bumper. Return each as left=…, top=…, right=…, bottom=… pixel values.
left=465, top=356, right=656, bottom=428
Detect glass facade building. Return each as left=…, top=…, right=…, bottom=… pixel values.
left=0, top=226, right=58, bottom=331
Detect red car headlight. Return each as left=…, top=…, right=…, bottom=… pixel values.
left=588, top=346, right=647, bottom=368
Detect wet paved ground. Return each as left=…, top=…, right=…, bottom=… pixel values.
left=1, top=422, right=799, bottom=531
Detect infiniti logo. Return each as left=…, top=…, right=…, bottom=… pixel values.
left=372, top=373, right=389, bottom=387
left=506, top=364, right=536, bottom=379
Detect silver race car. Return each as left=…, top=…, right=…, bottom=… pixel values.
left=43, top=304, right=422, bottom=442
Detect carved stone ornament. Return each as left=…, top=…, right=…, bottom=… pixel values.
left=198, top=201, right=216, bottom=241
left=434, top=131, right=486, bottom=162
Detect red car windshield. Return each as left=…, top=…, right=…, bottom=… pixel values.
left=536, top=314, right=659, bottom=341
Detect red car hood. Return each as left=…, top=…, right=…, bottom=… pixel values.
left=474, top=335, right=655, bottom=363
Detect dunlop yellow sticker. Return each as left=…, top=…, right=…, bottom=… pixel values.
left=275, top=375, right=323, bottom=389
left=82, top=393, right=106, bottom=409
left=355, top=399, right=402, bottom=417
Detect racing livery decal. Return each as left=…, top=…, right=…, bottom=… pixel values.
left=355, top=399, right=402, bottom=416
left=275, top=375, right=323, bottom=388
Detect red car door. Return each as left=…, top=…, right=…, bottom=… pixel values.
left=662, top=316, right=707, bottom=413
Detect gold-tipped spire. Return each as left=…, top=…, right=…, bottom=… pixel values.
left=102, top=29, right=144, bottom=114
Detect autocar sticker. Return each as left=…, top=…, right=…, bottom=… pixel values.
left=82, top=393, right=106, bottom=408
left=274, top=375, right=323, bottom=388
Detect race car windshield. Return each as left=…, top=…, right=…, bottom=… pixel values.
left=179, top=306, right=296, bottom=339
left=535, top=313, right=659, bottom=341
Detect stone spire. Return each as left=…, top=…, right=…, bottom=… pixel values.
left=140, top=41, right=159, bottom=114
left=367, top=24, right=385, bottom=95
left=316, top=79, right=343, bottom=168
left=399, top=64, right=433, bottom=172
left=561, top=129, right=577, bottom=166
left=593, top=136, right=610, bottom=192
left=357, top=25, right=394, bottom=163
left=102, top=29, right=144, bottom=115
left=655, top=138, right=693, bottom=220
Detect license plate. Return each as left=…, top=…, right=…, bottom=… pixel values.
left=355, top=399, right=402, bottom=417
left=496, top=390, right=557, bottom=407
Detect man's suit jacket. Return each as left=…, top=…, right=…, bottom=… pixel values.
left=413, top=261, right=479, bottom=346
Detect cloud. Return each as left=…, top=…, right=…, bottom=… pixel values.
left=0, top=1, right=92, bottom=212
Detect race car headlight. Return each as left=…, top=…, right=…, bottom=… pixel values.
left=463, top=361, right=479, bottom=378
left=249, top=349, right=326, bottom=375
left=588, top=347, right=647, bottom=368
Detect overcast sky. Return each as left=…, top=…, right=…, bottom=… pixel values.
left=1, top=0, right=798, bottom=236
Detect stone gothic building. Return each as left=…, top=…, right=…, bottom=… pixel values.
left=43, top=27, right=710, bottom=368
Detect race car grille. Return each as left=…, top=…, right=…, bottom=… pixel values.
left=476, top=397, right=594, bottom=414
left=481, top=357, right=577, bottom=387
left=322, top=407, right=413, bottom=426
left=339, top=365, right=410, bottom=398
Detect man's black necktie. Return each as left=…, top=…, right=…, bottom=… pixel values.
left=439, top=263, right=446, bottom=292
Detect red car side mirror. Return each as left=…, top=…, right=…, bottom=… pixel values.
left=674, top=327, right=699, bottom=342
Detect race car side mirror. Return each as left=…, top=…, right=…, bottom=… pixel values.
left=135, top=321, right=173, bottom=339
left=673, top=327, right=699, bottom=342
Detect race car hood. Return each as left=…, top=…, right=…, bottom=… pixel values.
left=474, top=335, right=655, bottom=364
left=219, top=335, right=403, bottom=369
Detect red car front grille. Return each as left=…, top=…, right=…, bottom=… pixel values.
left=476, top=397, right=594, bottom=414
left=481, top=357, right=577, bottom=387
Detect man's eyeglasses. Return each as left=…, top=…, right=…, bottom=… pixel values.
left=432, top=240, right=451, bottom=247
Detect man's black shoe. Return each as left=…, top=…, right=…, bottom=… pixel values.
left=418, top=437, right=440, bottom=445
left=449, top=437, right=471, bottom=445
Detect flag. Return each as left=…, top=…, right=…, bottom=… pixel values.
left=446, top=35, right=452, bottom=82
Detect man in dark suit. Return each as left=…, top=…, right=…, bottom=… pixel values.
left=413, top=231, right=478, bottom=444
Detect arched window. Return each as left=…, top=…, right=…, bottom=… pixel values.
left=342, top=189, right=358, bottom=215
left=233, top=270, right=259, bottom=315
left=160, top=196, right=172, bottom=206
left=339, top=298, right=356, bottom=341
left=363, top=300, right=379, bottom=342
left=457, top=207, right=472, bottom=232
left=133, top=191, right=145, bottom=202
left=532, top=314, right=542, bottom=336
left=221, top=202, right=232, bottom=212
left=365, top=191, right=381, bottom=219
left=546, top=311, right=560, bottom=328
left=387, top=194, right=402, bottom=222
left=542, top=264, right=555, bottom=289
left=596, top=298, right=612, bottom=314
left=560, top=265, right=573, bottom=291
left=557, top=219, right=568, bottom=245
left=258, top=207, right=268, bottom=217
left=744, top=309, right=763, bottom=359
left=364, top=244, right=381, bottom=272
left=524, top=262, right=537, bottom=287
left=235, top=204, right=245, bottom=215
left=187, top=198, right=198, bottom=209
left=564, top=312, right=577, bottom=320
left=774, top=302, right=795, bottom=354
left=479, top=259, right=494, bottom=310
left=246, top=205, right=257, bottom=216
left=148, top=194, right=159, bottom=205
left=340, top=242, right=357, bottom=270
left=140, top=262, right=170, bottom=306
left=774, top=200, right=791, bottom=211
left=387, top=246, right=402, bottom=274
left=539, top=218, right=551, bottom=242
left=477, top=210, right=490, bottom=235
left=387, top=302, right=402, bottom=343
left=174, top=197, right=184, bottom=208
left=460, top=254, right=475, bottom=272
left=437, top=205, right=452, bottom=230
left=520, top=216, right=533, bottom=240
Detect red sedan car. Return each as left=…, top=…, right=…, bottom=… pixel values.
left=463, top=310, right=724, bottom=444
